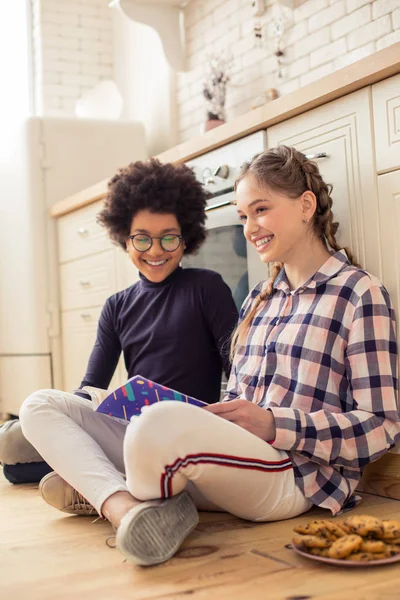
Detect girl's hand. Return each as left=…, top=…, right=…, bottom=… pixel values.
left=203, top=400, right=276, bottom=442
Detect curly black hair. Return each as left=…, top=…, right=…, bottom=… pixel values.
left=97, top=158, right=207, bottom=255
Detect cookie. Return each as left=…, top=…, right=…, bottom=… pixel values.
left=292, top=534, right=331, bottom=550
left=328, top=535, right=363, bottom=559
left=309, top=547, right=330, bottom=557
left=379, top=520, right=400, bottom=540
left=346, top=552, right=379, bottom=562
left=342, top=515, right=384, bottom=537
left=323, top=521, right=348, bottom=539
left=359, top=540, right=386, bottom=553
left=382, top=544, right=400, bottom=557
left=387, top=536, right=400, bottom=545
left=294, top=519, right=348, bottom=541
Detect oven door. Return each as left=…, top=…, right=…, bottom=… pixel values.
left=182, top=193, right=268, bottom=311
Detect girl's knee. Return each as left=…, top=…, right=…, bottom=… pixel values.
left=134, top=401, right=201, bottom=434
left=124, top=401, right=201, bottom=454
left=19, top=389, right=62, bottom=432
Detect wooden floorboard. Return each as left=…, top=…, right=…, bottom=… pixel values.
left=2, top=473, right=400, bottom=600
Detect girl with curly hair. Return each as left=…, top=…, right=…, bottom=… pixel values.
left=20, top=147, right=400, bottom=568
left=3, top=159, right=238, bottom=486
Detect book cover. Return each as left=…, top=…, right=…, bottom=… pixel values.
left=96, top=374, right=207, bottom=420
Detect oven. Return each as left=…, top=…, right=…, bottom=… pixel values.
left=182, top=131, right=268, bottom=311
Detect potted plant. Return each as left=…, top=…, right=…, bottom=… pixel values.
left=202, top=54, right=233, bottom=132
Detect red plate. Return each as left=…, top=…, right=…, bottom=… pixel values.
left=292, top=544, right=400, bottom=567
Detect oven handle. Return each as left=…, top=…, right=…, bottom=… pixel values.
left=205, top=185, right=234, bottom=199
left=305, top=152, right=328, bottom=160
left=205, top=198, right=233, bottom=211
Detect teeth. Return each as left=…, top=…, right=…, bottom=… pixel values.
left=146, top=260, right=167, bottom=266
left=256, top=236, right=273, bottom=247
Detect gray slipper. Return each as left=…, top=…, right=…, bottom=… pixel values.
left=116, top=491, right=199, bottom=566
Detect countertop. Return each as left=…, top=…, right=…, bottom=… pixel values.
left=51, top=42, right=400, bottom=218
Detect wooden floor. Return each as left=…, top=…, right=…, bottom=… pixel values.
left=3, top=476, right=400, bottom=600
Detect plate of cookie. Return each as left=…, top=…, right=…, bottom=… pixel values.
left=291, top=515, right=400, bottom=567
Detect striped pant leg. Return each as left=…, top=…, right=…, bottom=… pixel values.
left=123, top=401, right=312, bottom=522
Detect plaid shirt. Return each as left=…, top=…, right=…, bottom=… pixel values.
left=225, top=250, right=400, bottom=514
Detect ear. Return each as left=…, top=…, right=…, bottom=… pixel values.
left=300, top=191, right=317, bottom=223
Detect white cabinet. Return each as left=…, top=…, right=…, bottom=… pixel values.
left=267, top=88, right=381, bottom=280
left=376, top=170, right=400, bottom=337
left=372, top=74, right=400, bottom=174
left=57, top=200, right=139, bottom=392
left=58, top=201, right=110, bottom=264
left=60, top=251, right=117, bottom=311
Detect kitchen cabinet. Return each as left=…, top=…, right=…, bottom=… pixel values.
left=267, top=88, right=381, bottom=279
left=376, top=169, right=400, bottom=341
left=57, top=200, right=138, bottom=393
left=372, top=73, right=400, bottom=174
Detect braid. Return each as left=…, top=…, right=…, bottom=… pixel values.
left=230, top=262, right=282, bottom=361
left=298, top=157, right=361, bottom=268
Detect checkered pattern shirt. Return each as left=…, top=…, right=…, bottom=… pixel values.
left=225, top=250, right=400, bottom=514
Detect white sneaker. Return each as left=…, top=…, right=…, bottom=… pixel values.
left=39, top=471, right=98, bottom=516
left=116, top=491, right=199, bottom=566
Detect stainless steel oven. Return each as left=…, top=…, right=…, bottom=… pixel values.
left=182, top=131, right=268, bottom=311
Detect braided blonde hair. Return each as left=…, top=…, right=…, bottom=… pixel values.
left=230, top=145, right=360, bottom=360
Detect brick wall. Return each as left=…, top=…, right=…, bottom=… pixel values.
left=32, top=0, right=113, bottom=116
left=178, top=0, right=400, bottom=143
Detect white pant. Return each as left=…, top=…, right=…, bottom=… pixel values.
left=20, top=390, right=312, bottom=520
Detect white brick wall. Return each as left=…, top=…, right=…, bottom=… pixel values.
left=178, top=0, right=400, bottom=143
left=29, top=0, right=399, bottom=146
left=32, top=0, right=113, bottom=116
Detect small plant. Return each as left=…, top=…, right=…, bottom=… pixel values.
left=202, top=53, right=233, bottom=122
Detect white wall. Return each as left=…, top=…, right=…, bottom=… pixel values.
left=30, top=0, right=176, bottom=155
left=30, top=0, right=400, bottom=152
left=31, top=0, right=114, bottom=115
left=177, top=0, right=400, bottom=142
left=112, top=10, right=178, bottom=156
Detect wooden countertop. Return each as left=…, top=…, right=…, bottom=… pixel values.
left=51, top=42, right=400, bottom=218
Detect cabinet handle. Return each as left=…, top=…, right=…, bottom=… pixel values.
left=305, top=152, right=328, bottom=160
left=80, top=313, right=91, bottom=320
left=79, top=280, right=91, bottom=286
left=77, top=227, right=89, bottom=235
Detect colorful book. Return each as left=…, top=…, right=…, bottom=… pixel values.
left=96, top=374, right=207, bottom=420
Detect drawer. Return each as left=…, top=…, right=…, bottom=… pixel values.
left=61, top=308, right=126, bottom=394
left=60, top=250, right=116, bottom=310
left=57, top=200, right=110, bottom=263
left=115, top=245, right=140, bottom=290
left=372, top=74, right=400, bottom=174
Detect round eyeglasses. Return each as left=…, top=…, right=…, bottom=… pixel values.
left=129, top=233, right=183, bottom=253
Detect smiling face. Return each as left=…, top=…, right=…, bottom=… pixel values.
left=236, top=174, right=311, bottom=265
left=126, top=209, right=185, bottom=283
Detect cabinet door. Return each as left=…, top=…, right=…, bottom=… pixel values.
left=376, top=170, right=400, bottom=339
left=370, top=169, right=400, bottom=455
left=372, top=74, right=400, bottom=174
left=267, top=88, right=381, bottom=279
left=61, top=308, right=126, bottom=394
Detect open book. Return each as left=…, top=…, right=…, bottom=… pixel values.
left=96, top=375, right=207, bottom=421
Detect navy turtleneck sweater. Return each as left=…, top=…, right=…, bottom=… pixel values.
left=79, top=267, right=239, bottom=404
